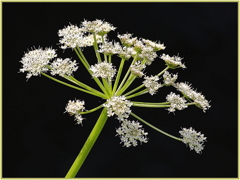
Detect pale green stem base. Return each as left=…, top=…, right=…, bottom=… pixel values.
left=65, top=108, right=108, bottom=178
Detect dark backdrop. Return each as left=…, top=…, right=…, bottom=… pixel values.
left=3, top=2, right=238, bottom=178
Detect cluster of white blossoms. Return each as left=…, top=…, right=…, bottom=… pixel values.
left=143, top=75, right=162, bottom=95
left=179, top=127, right=207, bottom=154
left=20, top=19, right=210, bottom=153
left=175, top=82, right=211, bottom=112
left=89, top=61, right=116, bottom=82
left=116, top=119, right=148, bottom=147
left=81, top=19, right=116, bottom=35
left=103, top=96, right=133, bottom=120
left=50, top=58, right=78, bottom=77
left=65, top=99, right=85, bottom=125
left=166, top=92, right=188, bottom=113
left=163, top=71, right=178, bottom=86
left=20, top=47, right=57, bottom=79
left=130, top=61, right=146, bottom=78
left=161, top=53, right=186, bottom=69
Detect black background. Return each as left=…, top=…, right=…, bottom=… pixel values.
left=3, top=2, right=238, bottom=178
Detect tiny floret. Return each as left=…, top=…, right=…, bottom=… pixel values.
left=163, top=71, right=178, bottom=86
left=89, top=61, right=116, bottom=82
left=160, top=53, right=186, bottom=69
left=50, top=58, right=78, bottom=77
left=20, top=47, right=57, bottom=79
left=103, top=96, right=133, bottom=120
left=142, top=38, right=166, bottom=51
left=98, top=41, right=122, bottom=55
left=65, top=99, right=85, bottom=125
left=179, top=127, right=207, bottom=154
left=143, top=75, right=162, bottom=95
left=117, top=33, right=137, bottom=47
left=116, top=119, right=148, bottom=147
left=166, top=92, right=188, bottom=113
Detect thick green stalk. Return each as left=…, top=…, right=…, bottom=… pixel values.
left=132, top=102, right=171, bottom=108
left=65, top=108, right=108, bottom=178
left=130, top=112, right=182, bottom=141
left=93, top=32, right=102, bottom=62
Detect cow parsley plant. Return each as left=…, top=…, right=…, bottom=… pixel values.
left=19, top=19, right=211, bottom=178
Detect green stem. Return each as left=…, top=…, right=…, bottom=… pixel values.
left=125, top=89, right=148, bottom=99
left=132, top=102, right=171, bottom=108
left=124, top=84, right=144, bottom=97
left=41, top=73, right=105, bottom=98
left=130, top=112, right=182, bottom=141
left=80, top=104, right=103, bottom=115
left=112, top=58, right=125, bottom=95
left=93, top=32, right=102, bottom=62
left=74, top=48, right=90, bottom=70
left=65, top=108, right=108, bottom=178
left=157, top=66, right=170, bottom=76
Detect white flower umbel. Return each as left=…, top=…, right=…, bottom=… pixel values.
left=50, top=58, right=78, bottom=77
left=179, top=127, right=207, bottom=154
left=143, top=75, right=162, bottom=95
left=81, top=19, right=116, bottom=35
left=116, top=119, right=148, bottom=147
left=175, top=82, right=211, bottom=112
left=65, top=99, right=85, bottom=125
left=90, top=61, right=116, bottom=82
left=20, top=47, right=57, bottom=79
left=98, top=41, right=122, bottom=55
left=138, top=46, right=158, bottom=65
left=117, top=33, right=137, bottom=47
left=103, top=96, right=133, bottom=120
left=58, top=24, right=84, bottom=49
left=130, top=61, right=146, bottom=78
left=163, top=71, right=178, bottom=86
left=160, top=53, right=186, bottom=69
left=142, top=38, right=166, bottom=51
left=166, top=92, right=188, bottom=113
left=82, top=34, right=107, bottom=47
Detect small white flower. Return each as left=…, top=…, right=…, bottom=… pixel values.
left=142, top=38, right=166, bottom=51
left=175, top=82, right=211, bottom=112
left=50, top=58, right=78, bottom=77
left=58, top=24, right=84, bottom=49
left=65, top=99, right=85, bottom=115
left=160, top=53, right=186, bottom=69
left=163, top=71, right=178, bottom=86
left=166, top=92, right=188, bottom=113
left=65, top=99, right=85, bottom=125
left=118, top=46, right=136, bottom=60
left=20, top=47, right=57, bottom=79
left=138, top=46, right=158, bottom=65
left=116, top=119, right=148, bottom=147
left=179, top=127, right=207, bottom=154
left=103, top=96, right=132, bottom=120
left=81, top=34, right=106, bottom=47
left=130, top=61, right=146, bottom=77
left=143, top=75, right=162, bottom=95
left=89, top=61, right=116, bottom=82
left=81, top=19, right=116, bottom=35
left=117, top=33, right=137, bottom=47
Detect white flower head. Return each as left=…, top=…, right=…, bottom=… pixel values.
left=89, top=61, right=116, bottom=82
left=118, top=46, right=136, bottom=60
left=142, top=38, right=166, bottom=51
left=143, top=75, right=162, bottom=95
left=58, top=24, right=84, bottom=49
left=81, top=34, right=107, bottom=47
left=160, top=53, right=186, bottom=69
left=20, top=47, right=57, bottom=79
left=98, top=41, right=122, bottom=55
left=81, top=19, right=116, bottom=35
left=166, top=92, right=188, bottom=113
left=103, top=96, right=133, bottom=120
left=130, top=61, right=146, bottom=78
left=116, top=119, right=148, bottom=147
left=163, top=71, right=178, bottom=86
left=175, top=82, right=211, bottom=112
left=138, top=46, right=158, bottom=65
left=179, top=127, right=207, bottom=154
left=117, top=33, right=137, bottom=47
left=65, top=99, right=85, bottom=125
left=50, top=58, right=78, bottom=77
